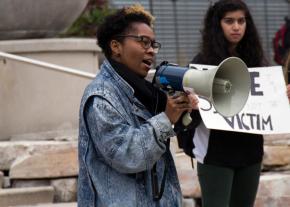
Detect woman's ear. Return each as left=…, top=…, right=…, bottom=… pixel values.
left=110, top=40, right=121, bottom=57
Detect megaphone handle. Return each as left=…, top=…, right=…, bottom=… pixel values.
left=182, top=112, right=192, bottom=126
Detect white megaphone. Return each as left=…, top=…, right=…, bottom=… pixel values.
left=154, top=57, right=251, bottom=125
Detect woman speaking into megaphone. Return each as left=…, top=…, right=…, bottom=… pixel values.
left=175, top=1, right=269, bottom=207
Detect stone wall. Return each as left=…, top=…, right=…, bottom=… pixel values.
left=0, top=38, right=101, bottom=140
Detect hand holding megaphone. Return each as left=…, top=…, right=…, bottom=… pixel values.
left=154, top=57, right=251, bottom=126
left=164, top=91, right=199, bottom=124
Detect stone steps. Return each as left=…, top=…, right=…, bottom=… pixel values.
left=0, top=133, right=290, bottom=207
left=15, top=203, right=77, bottom=207
left=255, top=196, right=290, bottom=207
left=0, top=186, right=54, bottom=207
left=12, top=201, right=196, bottom=207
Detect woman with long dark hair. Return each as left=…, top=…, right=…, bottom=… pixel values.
left=179, top=1, right=267, bottom=206
left=195, top=0, right=266, bottom=67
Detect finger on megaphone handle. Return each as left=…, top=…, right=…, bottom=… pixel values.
left=184, top=88, right=195, bottom=95
left=184, top=89, right=199, bottom=100
left=177, top=97, right=193, bottom=107
left=165, top=95, right=190, bottom=124
left=189, top=95, right=199, bottom=109
left=183, top=87, right=195, bottom=95
left=170, top=91, right=185, bottom=99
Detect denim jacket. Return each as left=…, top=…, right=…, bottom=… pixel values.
left=78, top=60, right=182, bottom=207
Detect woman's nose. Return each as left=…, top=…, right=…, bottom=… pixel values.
left=233, top=22, right=240, bottom=30
left=146, top=46, right=155, bottom=54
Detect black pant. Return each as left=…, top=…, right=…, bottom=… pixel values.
left=197, top=162, right=261, bottom=207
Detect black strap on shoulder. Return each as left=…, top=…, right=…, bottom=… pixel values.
left=151, top=139, right=169, bottom=201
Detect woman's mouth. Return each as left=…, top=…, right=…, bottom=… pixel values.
left=231, top=33, right=241, bottom=38
left=142, top=59, right=153, bottom=68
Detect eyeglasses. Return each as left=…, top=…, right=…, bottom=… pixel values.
left=115, top=35, right=161, bottom=54
left=222, top=17, right=246, bottom=25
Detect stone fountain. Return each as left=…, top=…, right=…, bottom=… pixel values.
left=0, top=0, right=102, bottom=141
left=0, top=0, right=88, bottom=40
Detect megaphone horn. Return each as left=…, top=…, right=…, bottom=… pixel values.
left=155, top=57, right=251, bottom=120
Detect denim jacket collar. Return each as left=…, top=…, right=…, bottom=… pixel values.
left=102, top=59, right=135, bottom=101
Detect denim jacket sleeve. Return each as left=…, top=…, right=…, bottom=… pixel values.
left=85, top=95, right=175, bottom=174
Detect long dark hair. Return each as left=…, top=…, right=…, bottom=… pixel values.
left=197, top=0, right=267, bottom=67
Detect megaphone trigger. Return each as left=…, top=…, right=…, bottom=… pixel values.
left=182, top=112, right=192, bottom=126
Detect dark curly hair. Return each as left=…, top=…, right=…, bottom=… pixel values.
left=96, top=4, right=154, bottom=58
left=196, top=0, right=267, bottom=67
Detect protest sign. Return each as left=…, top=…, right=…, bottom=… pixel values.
left=190, top=64, right=290, bottom=134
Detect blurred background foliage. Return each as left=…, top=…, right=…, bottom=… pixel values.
left=62, top=0, right=114, bottom=37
